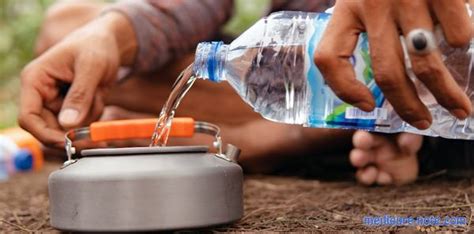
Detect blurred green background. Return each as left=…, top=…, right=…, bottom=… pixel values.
left=0, top=0, right=269, bottom=130
left=0, top=0, right=54, bottom=129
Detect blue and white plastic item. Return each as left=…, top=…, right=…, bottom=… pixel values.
left=193, top=11, right=474, bottom=139
left=0, top=135, right=34, bottom=181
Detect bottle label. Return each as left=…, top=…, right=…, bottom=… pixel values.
left=306, top=13, right=388, bottom=130
left=345, top=107, right=388, bottom=120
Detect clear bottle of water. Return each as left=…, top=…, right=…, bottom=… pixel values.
left=193, top=11, right=474, bottom=139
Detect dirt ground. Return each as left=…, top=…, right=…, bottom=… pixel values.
left=1, top=161, right=474, bottom=232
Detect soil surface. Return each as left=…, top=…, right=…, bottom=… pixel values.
left=1, top=161, right=474, bottom=232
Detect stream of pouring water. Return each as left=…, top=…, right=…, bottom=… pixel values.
left=150, top=64, right=196, bottom=146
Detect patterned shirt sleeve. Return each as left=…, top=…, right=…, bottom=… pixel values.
left=270, top=0, right=336, bottom=13
left=107, top=0, right=234, bottom=74
left=107, top=0, right=334, bottom=74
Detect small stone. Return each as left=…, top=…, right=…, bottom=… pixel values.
left=333, top=214, right=343, bottom=221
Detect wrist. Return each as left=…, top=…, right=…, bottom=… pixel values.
left=100, top=12, right=137, bottom=66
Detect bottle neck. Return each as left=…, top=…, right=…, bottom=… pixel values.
left=193, top=41, right=228, bottom=82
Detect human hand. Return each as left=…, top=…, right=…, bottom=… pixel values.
left=350, top=131, right=421, bottom=186
left=19, top=12, right=137, bottom=147
left=314, top=0, right=472, bottom=129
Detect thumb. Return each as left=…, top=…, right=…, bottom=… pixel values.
left=58, top=64, right=102, bottom=128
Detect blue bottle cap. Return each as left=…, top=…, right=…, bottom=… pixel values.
left=13, top=149, right=33, bottom=171
left=207, top=41, right=223, bottom=82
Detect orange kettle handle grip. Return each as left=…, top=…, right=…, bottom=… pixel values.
left=89, top=118, right=195, bottom=142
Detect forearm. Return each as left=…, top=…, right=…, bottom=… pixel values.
left=223, top=120, right=353, bottom=172
left=106, top=0, right=234, bottom=74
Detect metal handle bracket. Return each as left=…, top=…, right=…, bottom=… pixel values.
left=63, top=121, right=239, bottom=168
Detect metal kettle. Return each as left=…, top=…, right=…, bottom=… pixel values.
left=48, top=118, right=243, bottom=232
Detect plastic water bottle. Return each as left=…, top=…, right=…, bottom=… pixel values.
left=193, top=11, right=474, bottom=139
left=0, top=128, right=44, bottom=181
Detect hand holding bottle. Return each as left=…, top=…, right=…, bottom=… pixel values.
left=314, top=0, right=473, bottom=129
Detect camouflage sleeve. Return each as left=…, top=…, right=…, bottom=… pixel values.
left=106, top=0, right=234, bottom=74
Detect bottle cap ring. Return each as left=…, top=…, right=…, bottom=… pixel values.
left=405, top=29, right=437, bottom=55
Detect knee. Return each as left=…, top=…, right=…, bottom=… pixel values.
left=36, top=1, right=107, bottom=55
left=44, top=1, right=106, bottom=25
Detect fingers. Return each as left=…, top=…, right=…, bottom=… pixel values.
left=431, top=0, right=472, bottom=47
left=81, top=92, right=106, bottom=126
left=397, top=133, right=423, bottom=155
left=45, top=97, right=64, bottom=114
left=314, top=1, right=375, bottom=111
left=355, top=166, right=378, bottom=185
left=350, top=148, right=375, bottom=167
left=376, top=171, right=393, bottom=185
left=353, top=130, right=422, bottom=156
left=398, top=0, right=472, bottom=120
left=323, top=0, right=472, bottom=130
left=352, top=130, right=385, bottom=150
left=353, top=156, right=394, bottom=186
left=351, top=131, right=420, bottom=186
left=351, top=131, right=384, bottom=170
left=19, top=84, right=64, bottom=147
left=359, top=1, right=432, bottom=129
left=59, top=57, right=104, bottom=128
left=412, top=54, right=471, bottom=119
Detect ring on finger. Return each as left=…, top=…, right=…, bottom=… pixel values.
left=405, top=29, right=437, bottom=55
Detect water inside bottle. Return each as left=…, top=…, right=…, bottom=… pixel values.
left=150, top=64, right=196, bottom=146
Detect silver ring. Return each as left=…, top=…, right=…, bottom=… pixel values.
left=405, top=29, right=437, bottom=55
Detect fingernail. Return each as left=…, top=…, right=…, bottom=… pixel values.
left=59, top=109, right=79, bottom=126
left=355, top=102, right=373, bottom=112
left=450, top=109, right=469, bottom=120
left=412, top=120, right=431, bottom=130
